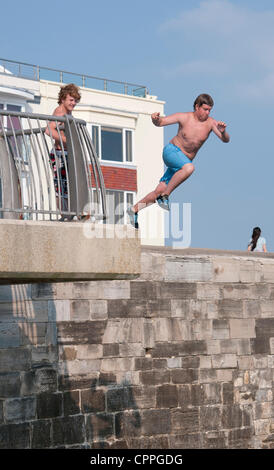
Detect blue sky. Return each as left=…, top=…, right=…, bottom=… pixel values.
left=1, top=0, right=274, bottom=250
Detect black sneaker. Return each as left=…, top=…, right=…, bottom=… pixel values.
left=156, top=195, right=170, bottom=211
left=59, top=215, right=74, bottom=221
left=127, top=207, right=139, bottom=229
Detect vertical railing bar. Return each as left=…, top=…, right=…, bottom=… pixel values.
left=73, top=121, right=92, bottom=215
left=55, top=122, right=71, bottom=214
left=65, top=115, right=79, bottom=216
left=19, top=117, right=36, bottom=217
left=25, top=117, right=41, bottom=218
left=37, top=120, right=55, bottom=219
left=0, top=115, right=15, bottom=211
left=82, top=124, right=103, bottom=218
left=27, top=117, right=45, bottom=218
left=46, top=119, right=62, bottom=215
left=43, top=119, right=57, bottom=219
left=83, top=126, right=101, bottom=190
left=16, top=117, right=32, bottom=216
left=40, top=122, right=55, bottom=220
left=34, top=128, right=49, bottom=219
left=77, top=124, right=92, bottom=189
left=7, top=115, right=26, bottom=216
left=81, top=125, right=100, bottom=191
left=80, top=124, right=100, bottom=202
left=81, top=125, right=107, bottom=219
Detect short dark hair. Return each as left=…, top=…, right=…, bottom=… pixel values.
left=58, top=83, right=81, bottom=105
left=193, top=93, right=214, bottom=110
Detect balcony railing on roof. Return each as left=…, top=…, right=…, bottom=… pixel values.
left=0, top=58, right=148, bottom=98
left=0, top=110, right=107, bottom=221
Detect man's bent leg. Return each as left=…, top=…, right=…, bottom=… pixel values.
left=163, top=163, right=194, bottom=197
left=132, top=181, right=167, bottom=213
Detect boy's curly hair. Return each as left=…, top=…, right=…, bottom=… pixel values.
left=58, top=83, right=81, bottom=105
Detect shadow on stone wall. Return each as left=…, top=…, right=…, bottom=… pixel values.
left=0, top=283, right=58, bottom=448
left=1, top=272, right=274, bottom=449
left=0, top=282, right=142, bottom=448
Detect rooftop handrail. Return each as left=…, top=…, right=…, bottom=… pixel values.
left=0, top=57, right=148, bottom=98
left=0, top=109, right=107, bottom=222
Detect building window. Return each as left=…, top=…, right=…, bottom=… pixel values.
left=6, top=104, right=21, bottom=131
left=101, top=127, right=122, bottom=162
left=105, top=189, right=134, bottom=225
left=91, top=189, right=134, bottom=225
left=91, top=124, right=133, bottom=163
left=125, top=130, right=133, bottom=162
left=0, top=102, right=22, bottom=129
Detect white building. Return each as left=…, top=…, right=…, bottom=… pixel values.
left=0, top=59, right=166, bottom=246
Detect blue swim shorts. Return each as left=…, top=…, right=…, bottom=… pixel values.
left=159, top=143, right=192, bottom=185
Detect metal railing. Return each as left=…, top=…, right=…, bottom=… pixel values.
left=0, top=110, right=107, bottom=221
left=0, top=58, right=148, bottom=98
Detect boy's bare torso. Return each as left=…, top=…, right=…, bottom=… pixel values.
left=49, top=94, right=77, bottom=150
left=52, top=104, right=68, bottom=150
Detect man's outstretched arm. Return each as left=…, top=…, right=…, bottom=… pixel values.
left=212, top=120, right=230, bottom=142
left=151, top=112, right=185, bottom=127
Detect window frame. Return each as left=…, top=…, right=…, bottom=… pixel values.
left=90, top=123, right=134, bottom=165
left=0, top=100, right=23, bottom=128
left=91, top=188, right=135, bottom=225
left=105, top=188, right=135, bottom=225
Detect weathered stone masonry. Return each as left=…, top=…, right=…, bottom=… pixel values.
left=0, top=248, right=274, bottom=448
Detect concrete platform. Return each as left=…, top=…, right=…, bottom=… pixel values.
left=0, top=219, right=140, bottom=283
left=0, top=243, right=274, bottom=449
left=141, top=245, right=274, bottom=283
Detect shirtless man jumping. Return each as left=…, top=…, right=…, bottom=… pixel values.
left=127, top=93, right=230, bottom=229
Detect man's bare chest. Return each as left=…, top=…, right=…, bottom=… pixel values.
left=179, top=122, right=211, bottom=142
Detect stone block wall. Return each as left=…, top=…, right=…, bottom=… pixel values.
left=0, top=249, right=274, bottom=448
